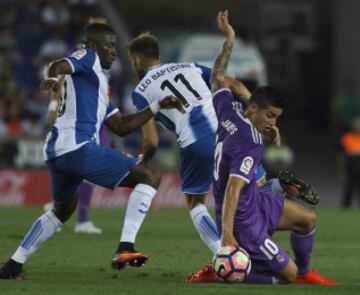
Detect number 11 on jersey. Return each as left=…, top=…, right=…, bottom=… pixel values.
left=161, top=73, right=203, bottom=108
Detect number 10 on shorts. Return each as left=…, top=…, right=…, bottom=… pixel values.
left=259, top=238, right=279, bottom=260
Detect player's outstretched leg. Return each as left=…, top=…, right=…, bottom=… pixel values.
left=278, top=199, right=336, bottom=285
left=0, top=197, right=77, bottom=279
left=0, top=211, right=62, bottom=279
left=187, top=195, right=221, bottom=255
left=111, top=164, right=159, bottom=270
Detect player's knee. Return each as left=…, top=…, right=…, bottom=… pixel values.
left=281, top=262, right=298, bottom=284
left=285, top=271, right=297, bottom=284
left=304, top=210, right=317, bottom=231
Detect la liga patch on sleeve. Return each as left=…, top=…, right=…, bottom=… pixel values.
left=71, top=49, right=87, bottom=60
left=240, top=156, right=254, bottom=175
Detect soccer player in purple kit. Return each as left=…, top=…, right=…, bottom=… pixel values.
left=186, top=11, right=336, bottom=285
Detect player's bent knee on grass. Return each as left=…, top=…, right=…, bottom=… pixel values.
left=53, top=195, right=79, bottom=223
left=278, top=259, right=298, bottom=284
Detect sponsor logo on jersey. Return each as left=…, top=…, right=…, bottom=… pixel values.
left=71, top=49, right=87, bottom=60
left=240, top=156, right=254, bottom=175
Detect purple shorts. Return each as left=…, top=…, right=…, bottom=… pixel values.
left=233, top=192, right=289, bottom=274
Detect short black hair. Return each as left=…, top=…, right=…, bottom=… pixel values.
left=83, top=23, right=115, bottom=44
left=250, top=86, right=284, bottom=109
left=127, top=32, right=160, bottom=59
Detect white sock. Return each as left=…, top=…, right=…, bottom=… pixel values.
left=190, top=204, right=221, bottom=254
left=11, top=211, right=62, bottom=264
left=120, top=184, right=156, bottom=243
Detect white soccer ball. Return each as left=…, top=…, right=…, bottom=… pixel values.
left=212, top=245, right=251, bottom=283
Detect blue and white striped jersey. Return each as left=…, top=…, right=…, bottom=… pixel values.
left=132, top=63, right=218, bottom=148
left=43, top=48, right=118, bottom=160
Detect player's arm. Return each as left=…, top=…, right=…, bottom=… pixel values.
left=45, top=75, right=65, bottom=127
left=224, top=76, right=251, bottom=105
left=40, top=59, right=73, bottom=93
left=211, top=11, right=235, bottom=93
left=105, top=96, right=185, bottom=137
left=140, top=119, right=159, bottom=164
left=221, top=176, right=246, bottom=246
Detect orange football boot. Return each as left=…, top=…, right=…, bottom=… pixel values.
left=111, top=251, right=148, bottom=269
left=185, top=263, right=218, bottom=283
left=295, top=269, right=337, bottom=285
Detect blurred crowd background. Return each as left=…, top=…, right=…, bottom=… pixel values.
left=0, top=0, right=359, bottom=207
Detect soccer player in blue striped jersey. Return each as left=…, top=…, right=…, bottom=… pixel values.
left=127, top=33, right=265, bottom=256
left=0, top=23, right=185, bottom=279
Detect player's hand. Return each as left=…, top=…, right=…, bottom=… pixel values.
left=137, top=153, right=146, bottom=165
left=221, top=232, right=238, bottom=247
left=217, top=10, right=235, bottom=41
left=40, top=78, right=60, bottom=93
left=264, top=125, right=281, bottom=147
left=159, top=95, right=186, bottom=113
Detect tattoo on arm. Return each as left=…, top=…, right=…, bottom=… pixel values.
left=211, top=39, right=233, bottom=92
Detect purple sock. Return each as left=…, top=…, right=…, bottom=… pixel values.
left=100, top=126, right=111, bottom=147
left=290, top=228, right=315, bottom=275
left=244, top=270, right=278, bottom=284
left=77, top=182, right=93, bottom=223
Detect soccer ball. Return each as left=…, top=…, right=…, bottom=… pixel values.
left=212, top=245, right=251, bottom=283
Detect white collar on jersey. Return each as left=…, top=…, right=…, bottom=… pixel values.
left=147, top=63, right=163, bottom=72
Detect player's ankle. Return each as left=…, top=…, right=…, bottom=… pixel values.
left=117, top=242, right=135, bottom=253
left=297, top=268, right=310, bottom=276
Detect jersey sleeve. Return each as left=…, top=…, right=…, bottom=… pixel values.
left=132, top=91, right=149, bottom=111
left=106, top=102, right=119, bottom=119
left=228, top=144, right=263, bottom=183
left=64, top=48, right=96, bottom=74
left=195, top=63, right=212, bottom=88
left=212, top=88, right=236, bottom=111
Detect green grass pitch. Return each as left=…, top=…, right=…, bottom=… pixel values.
left=0, top=207, right=359, bottom=294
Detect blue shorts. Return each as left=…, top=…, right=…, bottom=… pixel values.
left=46, top=141, right=138, bottom=202
left=180, top=134, right=215, bottom=194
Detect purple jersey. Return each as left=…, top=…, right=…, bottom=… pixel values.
left=212, top=88, right=264, bottom=227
